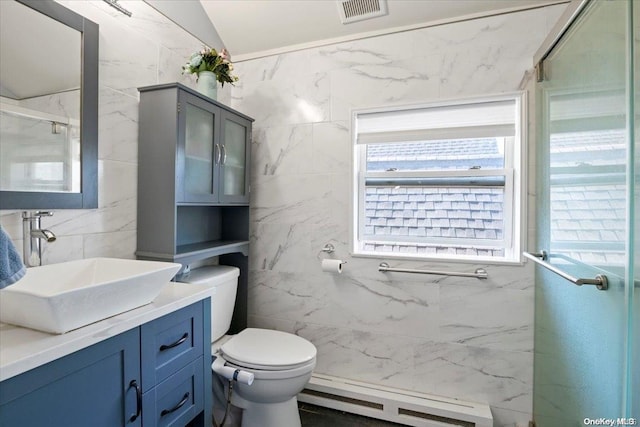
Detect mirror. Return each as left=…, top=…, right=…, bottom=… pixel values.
left=0, top=0, right=98, bottom=209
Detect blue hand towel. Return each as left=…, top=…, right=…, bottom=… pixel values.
left=0, top=225, right=26, bottom=289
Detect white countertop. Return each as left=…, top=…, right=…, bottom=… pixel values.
left=0, top=282, right=214, bottom=382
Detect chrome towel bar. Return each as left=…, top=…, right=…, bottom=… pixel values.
left=378, top=262, right=488, bottom=279
left=523, top=251, right=608, bottom=290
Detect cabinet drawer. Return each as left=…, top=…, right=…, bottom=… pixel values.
left=142, top=357, right=204, bottom=427
left=141, top=302, right=203, bottom=391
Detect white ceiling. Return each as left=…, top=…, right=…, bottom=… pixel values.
left=200, top=0, right=568, bottom=61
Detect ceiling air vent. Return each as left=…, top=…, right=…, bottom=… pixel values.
left=337, top=0, right=388, bottom=24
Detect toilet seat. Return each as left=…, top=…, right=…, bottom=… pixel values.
left=221, top=328, right=317, bottom=371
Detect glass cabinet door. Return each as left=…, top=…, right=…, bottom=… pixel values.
left=179, top=93, right=220, bottom=203
left=219, top=111, right=250, bottom=203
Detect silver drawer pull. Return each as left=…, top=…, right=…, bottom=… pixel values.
left=159, top=332, right=189, bottom=351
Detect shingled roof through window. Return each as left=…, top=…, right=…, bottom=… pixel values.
left=363, top=138, right=506, bottom=257
left=366, top=138, right=504, bottom=171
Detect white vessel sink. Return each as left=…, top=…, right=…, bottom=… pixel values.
left=0, top=258, right=181, bottom=334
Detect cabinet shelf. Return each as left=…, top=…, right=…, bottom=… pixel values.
left=136, top=240, right=249, bottom=265
left=176, top=202, right=249, bottom=207
left=176, top=240, right=249, bottom=258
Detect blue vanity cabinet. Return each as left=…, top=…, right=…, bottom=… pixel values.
left=139, top=299, right=212, bottom=427
left=0, top=300, right=212, bottom=427
left=0, top=328, right=142, bottom=427
left=141, top=357, right=205, bottom=427
left=140, top=301, right=208, bottom=426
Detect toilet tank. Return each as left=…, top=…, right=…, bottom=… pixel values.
left=179, top=265, right=239, bottom=342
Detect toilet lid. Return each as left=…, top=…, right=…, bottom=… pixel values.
left=221, top=328, right=317, bottom=370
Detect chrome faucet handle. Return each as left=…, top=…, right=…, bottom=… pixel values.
left=22, top=211, right=54, bottom=220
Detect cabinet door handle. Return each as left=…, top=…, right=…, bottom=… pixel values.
left=215, top=144, right=221, bottom=164
left=159, top=332, right=189, bottom=351
left=220, top=145, right=227, bottom=165
left=128, top=379, right=142, bottom=422
left=160, top=392, right=190, bottom=417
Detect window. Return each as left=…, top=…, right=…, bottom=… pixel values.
left=351, top=93, right=526, bottom=263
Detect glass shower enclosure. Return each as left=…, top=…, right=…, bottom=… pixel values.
left=533, top=0, right=638, bottom=425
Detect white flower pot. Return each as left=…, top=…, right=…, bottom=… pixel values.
left=196, top=71, right=218, bottom=100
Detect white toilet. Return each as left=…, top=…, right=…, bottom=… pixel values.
left=181, top=265, right=316, bottom=427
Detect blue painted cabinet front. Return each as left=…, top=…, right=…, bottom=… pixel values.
left=0, top=300, right=211, bottom=427
left=0, top=328, right=141, bottom=427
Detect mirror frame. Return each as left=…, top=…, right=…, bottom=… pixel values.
left=0, top=0, right=98, bottom=209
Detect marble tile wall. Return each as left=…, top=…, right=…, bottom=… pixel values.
left=0, top=0, right=232, bottom=261
left=230, top=5, right=566, bottom=427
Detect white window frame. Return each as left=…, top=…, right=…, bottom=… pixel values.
left=350, top=92, right=527, bottom=264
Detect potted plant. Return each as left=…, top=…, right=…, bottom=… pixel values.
left=183, top=47, right=238, bottom=99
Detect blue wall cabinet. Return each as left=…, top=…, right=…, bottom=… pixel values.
left=0, top=301, right=211, bottom=427
left=137, top=83, right=252, bottom=206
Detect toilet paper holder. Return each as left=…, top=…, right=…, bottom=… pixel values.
left=316, top=243, right=335, bottom=259
left=318, top=243, right=347, bottom=273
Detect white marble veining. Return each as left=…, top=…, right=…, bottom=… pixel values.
left=42, top=235, right=84, bottom=265
left=84, top=230, right=137, bottom=259
left=311, top=121, right=351, bottom=174
left=98, top=88, right=139, bottom=163
left=412, top=341, right=534, bottom=414
left=439, top=285, right=534, bottom=352
left=234, top=72, right=330, bottom=127
left=158, top=46, right=198, bottom=89
left=249, top=270, right=440, bottom=340
left=250, top=174, right=334, bottom=225
left=299, top=323, right=418, bottom=390
left=95, top=13, right=160, bottom=97
left=231, top=5, right=567, bottom=426
left=329, top=57, right=441, bottom=122
left=251, top=124, right=313, bottom=176
left=0, top=283, right=214, bottom=382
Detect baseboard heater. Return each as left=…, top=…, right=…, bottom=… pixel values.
left=298, top=374, right=493, bottom=427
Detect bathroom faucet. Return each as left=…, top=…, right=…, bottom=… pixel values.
left=22, top=211, right=56, bottom=267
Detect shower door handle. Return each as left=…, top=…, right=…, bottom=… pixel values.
left=523, top=251, right=608, bottom=290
